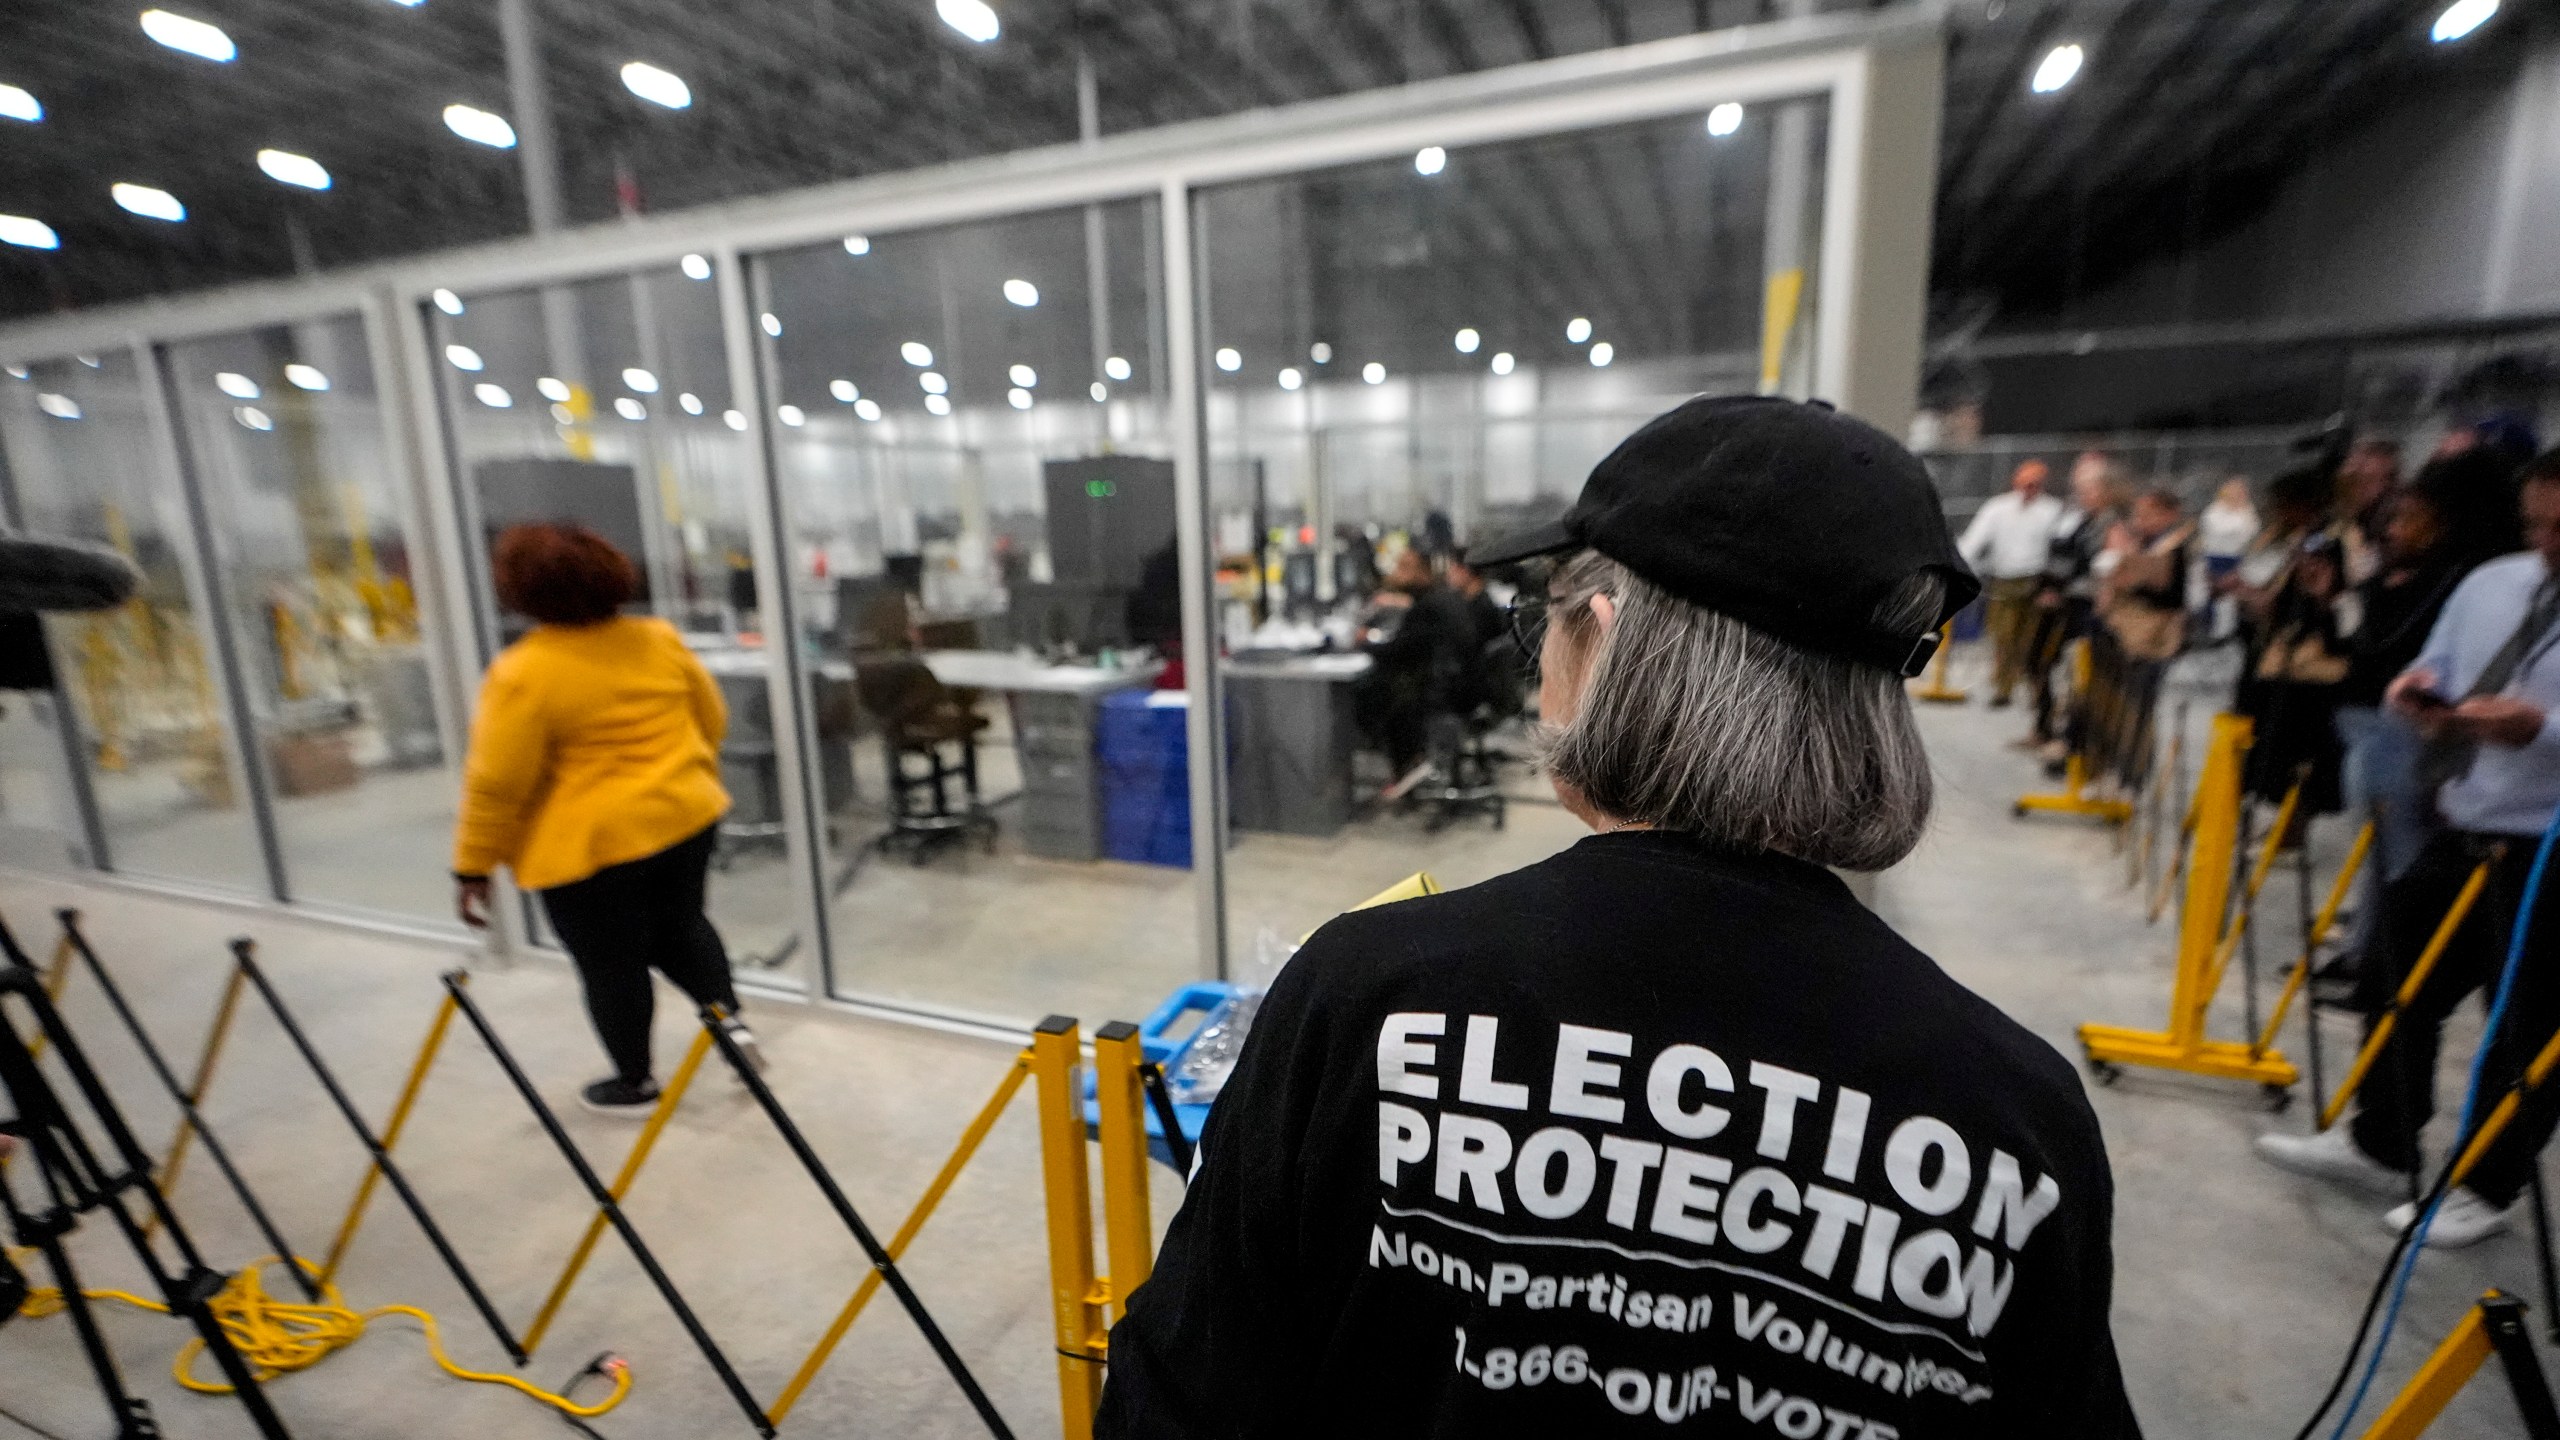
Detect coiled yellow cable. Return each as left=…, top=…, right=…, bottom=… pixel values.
left=7, top=1251, right=630, bottom=1420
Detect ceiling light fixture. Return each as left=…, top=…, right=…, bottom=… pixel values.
left=2432, top=0, right=2497, bottom=42
left=920, top=372, right=948, bottom=395
left=620, top=61, right=691, bottom=109
left=678, top=392, right=703, bottom=415
left=902, top=342, right=934, bottom=367
left=1414, top=145, right=1446, bottom=176
left=680, top=253, right=711, bottom=280
left=443, top=103, right=517, bottom=148
left=444, top=343, right=483, bottom=371
left=0, top=84, right=42, bottom=124
left=924, top=394, right=953, bottom=416
left=538, top=377, right=571, bottom=402
left=1002, top=278, right=1039, bottom=307
left=937, top=0, right=1001, bottom=43
left=855, top=398, right=883, bottom=421
left=1007, top=388, right=1032, bottom=411
left=474, top=382, right=512, bottom=408
left=1362, top=362, right=1386, bottom=384
left=1009, top=364, right=1037, bottom=387
left=140, top=10, right=235, bottom=62
left=111, top=183, right=184, bottom=222
left=258, top=148, right=330, bottom=190
left=615, top=397, right=647, bottom=421
left=778, top=404, right=805, bottom=427
left=236, top=406, right=273, bottom=430
left=621, top=367, right=658, bottom=393
left=1566, top=317, right=1592, bottom=344
left=1454, top=328, right=1480, bottom=354
left=550, top=402, right=575, bottom=424
left=1103, top=355, right=1131, bottom=381
left=1215, top=347, right=1242, bottom=373
left=830, top=379, right=858, bottom=402
left=1278, top=367, right=1303, bottom=391
left=432, top=288, right=464, bottom=315
left=1088, top=382, right=1107, bottom=402
left=843, top=234, right=870, bottom=255
left=1590, top=342, right=1615, bottom=367
left=760, top=312, right=782, bottom=337
left=2030, top=43, right=2083, bottom=93
left=2, top=366, right=22, bottom=379
left=284, top=363, right=329, bottom=391
left=1490, top=352, right=1516, bottom=375
left=36, top=393, right=81, bottom=420
left=1310, top=342, right=1333, bottom=363
left=215, top=372, right=260, bottom=399
left=1706, top=102, right=1743, bottom=137
left=723, top=409, right=747, bottom=431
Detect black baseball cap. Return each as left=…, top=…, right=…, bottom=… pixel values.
left=1469, top=394, right=1979, bottom=677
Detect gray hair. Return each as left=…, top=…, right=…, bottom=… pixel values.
left=1539, top=552, right=1942, bottom=872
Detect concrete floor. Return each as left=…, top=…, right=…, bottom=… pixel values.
left=3, top=639, right=2554, bottom=1438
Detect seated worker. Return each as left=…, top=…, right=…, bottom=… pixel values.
left=1354, top=549, right=1476, bottom=784
left=1097, top=397, right=2138, bottom=1438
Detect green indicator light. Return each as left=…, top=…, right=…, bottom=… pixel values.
left=1085, top=479, right=1117, bottom=498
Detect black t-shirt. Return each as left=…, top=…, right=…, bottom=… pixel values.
left=1098, top=833, right=2137, bottom=1439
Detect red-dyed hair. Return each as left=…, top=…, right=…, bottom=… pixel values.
left=492, top=522, right=637, bottom=625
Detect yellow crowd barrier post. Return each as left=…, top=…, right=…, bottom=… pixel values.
left=1033, top=1016, right=1107, bottom=1438
left=519, top=1025, right=714, bottom=1358
left=2358, top=1292, right=2559, bottom=1438
left=2080, top=713, right=2300, bottom=1093
left=2256, top=822, right=2374, bottom=1058
left=22, top=930, right=71, bottom=1062
left=2193, top=779, right=2304, bottom=1012
left=2014, top=641, right=2135, bottom=826
left=318, top=987, right=460, bottom=1285
left=1908, top=622, right=1966, bottom=704
left=140, top=964, right=249, bottom=1241
left=2320, top=863, right=2493, bottom=1132
left=767, top=1053, right=1032, bottom=1426
left=2450, top=1015, right=2560, bottom=1188
left=1092, top=1021, right=1155, bottom=1316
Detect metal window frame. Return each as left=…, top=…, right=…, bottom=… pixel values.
left=0, top=3, right=1948, bottom=1035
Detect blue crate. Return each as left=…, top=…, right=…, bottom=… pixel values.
left=1103, top=781, right=1190, bottom=866
left=1079, top=982, right=1233, bottom=1168
left=1097, top=689, right=1188, bottom=765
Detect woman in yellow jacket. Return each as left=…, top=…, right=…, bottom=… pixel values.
left=454, top=522, right=760, bottom=1115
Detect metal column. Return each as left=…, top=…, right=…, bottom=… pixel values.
left=1161, top=179, right=1230, bottom=982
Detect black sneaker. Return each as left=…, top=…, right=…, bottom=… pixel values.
left=579, top=1076, right=660, bottom=1116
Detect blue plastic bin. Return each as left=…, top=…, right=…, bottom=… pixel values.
left=1100, top=691, right=1191, bottom=866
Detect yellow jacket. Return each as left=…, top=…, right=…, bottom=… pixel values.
left=452, top=616, right=730, bottom=891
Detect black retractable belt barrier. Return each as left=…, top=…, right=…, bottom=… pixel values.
left=0, top=918, right=293, bottom=1439
left=231, top=940, right=527, bottom=1365
left=59, top=911, right=321, bottom=1303
left=441, top=974, right=776, bottom=1438
left=1139, top=1061, right=1195, bottom=1178
left=702, top=1003, right=1016, bottom=1440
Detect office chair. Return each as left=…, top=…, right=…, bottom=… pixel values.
left=851, top=656, right=998, bottom=866
left=1416, top=634, right=1523, bottom=833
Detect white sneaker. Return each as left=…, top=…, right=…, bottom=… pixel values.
left=719, top=1017, right=769, bottom=1075
left=2254, top=1127, right=2413, bottom=1196
left=2385, top=1189, right=2514, bottom=1249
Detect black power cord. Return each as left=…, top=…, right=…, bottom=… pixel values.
left=551, top=1352, right=623, bottom=1440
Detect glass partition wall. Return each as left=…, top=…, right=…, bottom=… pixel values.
left=0, top=14, right=1932, bottom=1032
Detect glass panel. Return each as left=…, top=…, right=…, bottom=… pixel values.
left=434, top=263, right=806, bottom=986
left=1200, top=102, right=1827, bottom=960
left=758, top=199, right=1195, bottom=1024
left=164, top=317, right=457, bottom=922
left=0, top=352, right=266, bottom=890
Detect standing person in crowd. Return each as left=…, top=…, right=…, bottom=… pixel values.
left=1356, top=548, right=1476, bottom=788
left=2336, top=436, right=2403, bottom=584
left=2082, top=487, right=2191, bottom=786
left=453, top=522, right=760, bottom=1116
left=2195, top=476, right=2260, bottom=640
left=1098, top=396, right=2138, bottom=1438
left=2231, top=465, right=2347, bottom=820
left=2321, top=484, right=2465, bottom=988
left=2026, top=454, right=2121, bottom=754
left=2257, top=448, right=2560, bottom=1247
left=1960, top=459, right=2065, bottom=709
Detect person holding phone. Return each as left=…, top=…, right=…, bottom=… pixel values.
left=2257, top=447, right=2560, bottom=1247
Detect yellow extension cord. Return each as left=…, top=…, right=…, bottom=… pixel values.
left=7, top=1248, right=631, bottom=1420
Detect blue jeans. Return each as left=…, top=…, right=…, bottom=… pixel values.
left=2334, top=705, right=2433, bottom=958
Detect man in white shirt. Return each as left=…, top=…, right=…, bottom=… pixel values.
left=1960, top=459, right=2067, bottom=706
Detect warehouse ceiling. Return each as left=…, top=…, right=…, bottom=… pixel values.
left=0, top=0, right=2518, bottom=329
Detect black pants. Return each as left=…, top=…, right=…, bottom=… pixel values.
left=538, top=823, right=739, bottom=1084
left=2351, top=829, right=2560, bottom=1206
